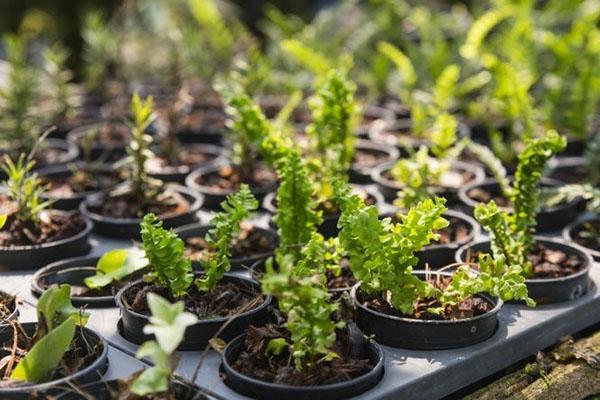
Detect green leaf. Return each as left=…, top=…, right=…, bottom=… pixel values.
left=266, top=338, right=288, bottom=356
left=10, top=314, right=78, bottom=383
left=142, top=293, right=198, bottom=354
left=280, top=39, right=333, bottom=76
left=0, top=214, right=6, bottom=229
left=84, top=248, right=148, bottom=289
left=37, top=284, right=88, bottom=332
left=377, top=41, right=416, bottom=89
left=130, top=341, right=170, bottom=396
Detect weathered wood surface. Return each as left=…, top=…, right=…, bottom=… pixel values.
left=464, top=331, right=600, bottom=400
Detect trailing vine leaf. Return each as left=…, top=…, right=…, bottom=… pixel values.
left=196, top=185, right=258, bottom=291
left=131, top=294, right=197, bottom=396
left=84, top=248, right=148, bottom=289
left=140, top=214, right=193, bottom=298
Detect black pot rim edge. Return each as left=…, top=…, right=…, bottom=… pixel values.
left=0, top=217, right=93, bottom=252
left=562, top=217, right=600, bottom=260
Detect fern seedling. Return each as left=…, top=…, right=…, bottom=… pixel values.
left=196, top=184, right=259, bottom=291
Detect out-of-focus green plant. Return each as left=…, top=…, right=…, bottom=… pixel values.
left=81, top=11, right=120, bottom=93
left=42, top=43, right=74, bottom=124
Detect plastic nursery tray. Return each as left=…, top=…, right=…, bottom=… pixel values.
left=2, top=212, right=600, bottom=400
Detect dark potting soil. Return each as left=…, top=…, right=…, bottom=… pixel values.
left=0, top=325, right=102, bottom=387
left=548, top=165, right=591, bottom=184
left=232, top=324, right=373, bottom=386
left=194, top=165, right=277, bottom=192
left=572, top=221, right=600, bottom=252
left=466, top=187, right=512, bottom=207
left=42, top=169, right=120, bottom=197
left=185, top=225, right=275, bottom=263
left=326, top=258, right=357, bottom=290
left=125, top=281, right=264, bottom=320
left=352, top=148, right=388, bottom=169
left=89, top=190, right=190, bottom=219
left=0, top=206, right=86, bottom=247
left=0, top=291, right=15, bottom=320
left=73, top=122, right=131, bottom=146
left=172, top=107, right=226, bottom=133
left=147, top=145, right=219, bottom=171
left=437, top=217, right=471, bottom=244
left=360, top=275, right=493, bottom=321
left=384, top=167, right=476, bottom=190
left=527, top=243, right=586, bottom=279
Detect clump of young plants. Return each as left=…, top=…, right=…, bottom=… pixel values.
left=129, top=293, right=198, bottom=397
left=1, top=285, right=92, bottom=384
left=196, top=184, right=259, bottom=290
left=333, top=180, right=533, bottom=316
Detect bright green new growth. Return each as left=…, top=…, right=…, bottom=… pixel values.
left=334, top=181, right=447, bottom=314
left=127, top=93, right=160, bottom=210
left=197, top=185, right=258, bottom=291
left=131, top=293, right=198, bottom=396
left=274, top=148, right=322, bottom=264
left=2, top=154, right=52, bottom=225
left=306, top=68, right=357, bottom=200
left=0, top=214, right=6, bottom=230
left=84, top=248, right=148, bottom=289
left=391, top=146, right=450, bottom=209
left=81, top=11, right=119, bottom=92
left=11, top=285, right=89, bottom=383
left=0, top=34, right=39, bottom=151
left=140, top=214, right=193, bottom=298
left=262, top=253, right=343, bottom=371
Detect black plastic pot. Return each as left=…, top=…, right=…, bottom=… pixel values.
left=262, top=185, right=385, bottom=239
left=186, top=162, right=277, bottom=209
left=80, top=185, right=203, bottom=240
left=351, top=271, right=502, bottom=349
left=116, top=273, right=272, bottom=350
left=54, top=378, right=209, bottom=400
left=148, top=143, right=227, bottom=183
left=37, top=162, right=119, bottom=210
left=563, top=217, right=600, bottom=261
left=372, top=160, right=485, bottom=205
left=380, top=209, right=480, bottom=269
left=458, top=177, right=582, bottom=232
left=547, top=156, right=591, bottom=185
left=0, top=322, right=108, bottom=399
left=0, top=215, right=92, bottom=271
left=356, top=105, right=394, bottom=138
left=174, top=107, right=226, bottom=145
left=455, top=237, right=593, bottom=304
left=175, top=223, right=279, bottom=271
left=350, top=140, right=399, bottom=184
left=66, top=122, right=130, bottom=161
left=221, top=331, right=385, bottom=400
left=31, top=255, right=141, bottom=308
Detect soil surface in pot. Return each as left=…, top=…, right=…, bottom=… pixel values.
left=232, top=324, right=374, bottom=386
left=147, top=144, right=219, bottom=172
left=184, top=224, right=274, bottom=263
left=549, top=166, right=591, bottom=184
left=72, top=122, right=131, bottom=147
left=352, top=148, right=389, bottom=169
left=571, top=221, right=600, bottom=252
left=466, top=187, right=512, bottom=207
left=326, top=258, right=356, bottom=290
left=0, top=291, right=15, bottom=320
left=194, top=165, right=277, bottom=192
left=41, top=169, right=121, bottom=197
left=359, top=275, right=493, bottom=321
left=0, top=325, right=103, bottom=386
left=0, top=204, right=86, bottom=247
left=124, top=280, right=264, bottom=320
left=171, top=107, right=226, bottom=134
left=88, top=190, right=190, bottom=219
left=383, top=167, right=476, bottom=190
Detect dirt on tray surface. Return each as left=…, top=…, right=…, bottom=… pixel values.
left=185, top=224, right=275, bottom=263
left=125, top=280, right=264, bottom=320
left=89, top=189, right=190, bottom=219
left=0, top=325, right=102, bottom=387
left=527, top=243, right=586, bottom=279
left=232, top=324, right=374, bottom=386
left=194, top=164, right=277, bottom=192
left=42, top=169, right=120, bottom=197
left=360, top=275, right=494, bottom=321
left=0, top=204, right=86, bottom=247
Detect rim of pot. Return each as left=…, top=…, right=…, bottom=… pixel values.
left=368, top=118, right=470, bottom=143
left=115, top=273, right=272, bottom=324
left=457, top=177, right=580, bottom=214
left=42, top=138, right=81, bottom=163
left=350, top=271, right=503, bottom=325
left=371, top=159, right=485, bottom=192
left=80, top=184, right=203, bottom=225
left=0, top=215, right=92, bottom=252
left=38, top=162, right=119, bottom=200
left=381, top=208, right=480, bottom=251
left=185, top=161, right=276, bottom=196
left=562, top=217, right=600, bottom=260
left=455, top=237, right=594, bottom=283
left=0, top=323, right=108, bottom=393
left=147, top=143, right=228, bottom=175
left=222, top=333, right=385, bottom=394
left=354, top=139, right=400, bottom=163
left=66, top=121, right=130, bottom=147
